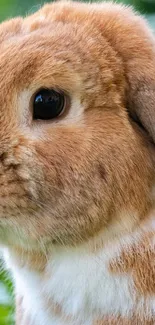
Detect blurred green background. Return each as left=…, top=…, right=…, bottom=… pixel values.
left=0, top=0, right=155, bottom=324
left=0, top=0, right=155, bottom=25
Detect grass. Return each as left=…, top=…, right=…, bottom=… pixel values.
left=0, top=266, right=15, bottom=325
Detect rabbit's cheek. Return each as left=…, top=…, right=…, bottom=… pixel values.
left=25, top=115, right=153, bottom=246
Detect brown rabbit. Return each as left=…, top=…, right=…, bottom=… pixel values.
left=1, top=1, right=155, bottom=324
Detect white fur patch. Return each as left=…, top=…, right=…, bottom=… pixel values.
left=4, top=242, right=135, bottom=325
left=4, top=217, right=155, bottom=324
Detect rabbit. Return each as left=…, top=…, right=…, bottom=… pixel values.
left=1, top=0, right=155, bottom=324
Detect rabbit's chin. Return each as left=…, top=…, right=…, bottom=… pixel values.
left=0, top=205, right=146, bottom=253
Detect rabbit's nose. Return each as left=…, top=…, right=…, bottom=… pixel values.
left=0, top=149, right=20, bottom=168
left=0, top=138, right=23, bottom=167
left=1, top=154, right=20, bottom=168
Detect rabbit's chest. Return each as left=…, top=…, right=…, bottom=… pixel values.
left=4, top=232, right=155, bottom=325
left=7, top=247, right=137, bottom=325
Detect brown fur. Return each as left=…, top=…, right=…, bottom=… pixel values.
left=0, top=1, right=155, bottom=324
left=95, top=315, right=155, bottom=325
left=110, top=230, right=155, bottom=296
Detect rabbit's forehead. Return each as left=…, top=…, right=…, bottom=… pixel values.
left=0, top=32, right=82, bottom=94
left=0, top=22, right=90, bottom=72
left=0, top=21, right=117, bottom=103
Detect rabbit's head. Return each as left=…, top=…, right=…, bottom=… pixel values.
left=0, top=1, right=155, bottom=248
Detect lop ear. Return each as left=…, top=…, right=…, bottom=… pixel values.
left=101, top=5, right=155, bottom=143
left=126, top=59, right=155, bottom=142
left=88, top=2, right=155, bottom=143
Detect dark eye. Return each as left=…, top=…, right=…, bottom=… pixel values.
left=33, top=89, right=65, bottom=120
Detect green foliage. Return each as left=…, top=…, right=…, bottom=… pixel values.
left=0, top=0, right=155, bottom=21
left=0, top=266, right=14, bottom=325
left=0, top=305, right=14, bottom=325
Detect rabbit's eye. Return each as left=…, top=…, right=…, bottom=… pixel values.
left=33, top=89, right=65, bottom=120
